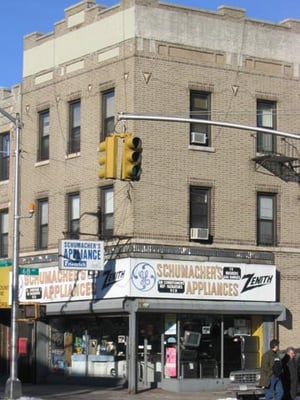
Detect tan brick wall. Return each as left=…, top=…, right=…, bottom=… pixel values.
left=18, top=0, right=300, bottom=346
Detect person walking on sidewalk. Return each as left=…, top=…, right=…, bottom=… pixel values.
left=281, top=347, right=298, bottom=400
left=260, top=339, right=284, bottom=400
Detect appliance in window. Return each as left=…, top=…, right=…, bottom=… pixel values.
left=183, top=331, right=201, bottom=348
left=191, top=131, right=207, bottom=145
left=190, top=227, right=209, bottom=240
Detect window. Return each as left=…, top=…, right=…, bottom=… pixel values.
left=102, top=90, right=115, bottom=138
left=37, top=199, right=48, bottom=249
left=257, top=100, right=276, bottom=153
left=0, top=210, right=8, bottom=257
left=38, top=110, right=49, bottom=161
left=0, top=133, right=10, bottom=181
left=257, top=193, right=276, bottom=246
left=190, top=187, right=209, bottom=240
left=190, top=91, right=211, bottom=146
left=68, top=193, right=80, bottom=239
left=101, top=186, right=114, bottom=238
left=69, top=100, right=81, bottom=154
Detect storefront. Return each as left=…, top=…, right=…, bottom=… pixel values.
left=18, top=258, right=285, bottom=392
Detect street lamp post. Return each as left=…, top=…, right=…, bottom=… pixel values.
left=0, top=107, right=22, bottom=399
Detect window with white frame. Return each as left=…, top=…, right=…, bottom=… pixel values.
left=69, top=100, right=81, bottom=154
left=257, top=100, right=276, bottom=153
left=190, top=187, right=210, bottom=240
left=0, top=132, right=10, bottom=181
left=257, top=193, right=276, bottom=246
left=0, top=209, right=8, bottom=257
left=102, top=90, right=115, bottom=139
left=38, top=110, right=50, bottom=161
left=101, top=186, right=114, bottom=238
left=37, top=199, right=48, bottom=249
left=190, top=91, right=211, bottom=146
left=68, top=193, right=80, bottom=239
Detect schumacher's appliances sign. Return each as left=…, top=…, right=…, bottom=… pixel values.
left=95, top=259, right=276, bottom=302
left=17, top=259, right=276, bottom=303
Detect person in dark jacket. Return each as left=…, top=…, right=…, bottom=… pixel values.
left=281, top=347, right=298, bottom=400
left=260, top=339, right=284, bottom=400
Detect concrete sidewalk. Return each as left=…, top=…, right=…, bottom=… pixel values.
left=0, top=384, right=232, bottom=400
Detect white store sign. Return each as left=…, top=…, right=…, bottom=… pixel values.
left=96, top=259, right=276, bottom=302
left=18, top=258, right=276, bottom=303
left=59, top=240, right=104, bottom=270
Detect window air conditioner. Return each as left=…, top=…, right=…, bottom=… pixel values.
left=191, top=131, right=207, bottom=145
left=190, top=228, right=209, bottom=240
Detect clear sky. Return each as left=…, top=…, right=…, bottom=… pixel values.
left=1, top=0, right=300, bottom=88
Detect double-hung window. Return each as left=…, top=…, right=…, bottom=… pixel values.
left=101, top=186, right=114, bottom=238
left=190, top=91, right=211, bottom=146
left=102, top=90, right=115, bottom=139
left=0, top=210, right=8, bottom=257
left=0, top=133, right=10, bottom=181
left=257, top=193, right=276, bottom=246
left=190, top=187, right=210, bottom=240
left=69, top=100, right=81, bottom=154
left=38, top=110, right=50, bottom=161
left=37, top=199, right=48, bottom=249
left=257, top=100, right=276, bottom=153
left=68, top=193, right=80, bottom=239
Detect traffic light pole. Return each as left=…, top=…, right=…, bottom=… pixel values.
left=118, top=112, right=300, bottom=141
left=0, top=108, right=22, bottom=400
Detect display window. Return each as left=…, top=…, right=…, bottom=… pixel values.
left=48, top=315, right=128, bottom=377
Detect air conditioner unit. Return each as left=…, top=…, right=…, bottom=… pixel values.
left=190, top=228, right=209, bottom=240
left=191, top=131, right=207, bottom=145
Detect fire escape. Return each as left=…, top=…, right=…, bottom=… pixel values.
left=253, top=138, right=300, bottom=183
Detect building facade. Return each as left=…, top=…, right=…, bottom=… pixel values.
left=1, top=0, right=300, bottom=392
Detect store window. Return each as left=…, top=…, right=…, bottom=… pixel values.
left=0, top=209, right=8, bottom=257
left=38, top=110, right=49, bottom=161
left=69, top=100, right=81, bottom=154
left=257, top=193, right=276, bottom=246
left=163, top=314, right=255, bottom=380
left=190, top=91, right=211, bottom=146
left=257, top=100, right=276, bottom=153
left=49, top=315, right=128, bottom=377
left=102, top=89, right=115, bottom=139
left=0, top=132, right=9, bottom=181
left=37, top=199, right=48, bottom=249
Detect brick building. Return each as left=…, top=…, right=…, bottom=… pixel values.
left=1, top=0, right=300, bottom=392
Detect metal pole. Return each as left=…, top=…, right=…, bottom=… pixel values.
left=0, top=108, right=22, bottom=399
left=118, top=112, right=300, bottom=141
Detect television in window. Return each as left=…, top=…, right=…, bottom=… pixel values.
left=183, top=331, right=201, bottom=347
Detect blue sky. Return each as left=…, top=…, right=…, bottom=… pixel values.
left=1, top=0, right=300, bottom=88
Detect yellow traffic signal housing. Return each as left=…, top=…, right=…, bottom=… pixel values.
left=98, top=135, right=118, bottom=179
left=121, top=134, right=142, bottom=181
left=18, top=303, right=46, bottom=321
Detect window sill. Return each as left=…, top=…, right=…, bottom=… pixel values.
left=0, top=179, right=9, bottom=185
left=188, top=144, right=215, bottom=153
left=35, top=160, right=50, bottom=167
left=65, top=152, right=81, bottom=159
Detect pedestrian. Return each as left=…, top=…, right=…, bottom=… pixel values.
left=281, top=347, right=298, bottom=400
left=260, top=339, right=284, bottom=400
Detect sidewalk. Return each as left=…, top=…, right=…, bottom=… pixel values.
left=0, top=384, right=233, bottom=400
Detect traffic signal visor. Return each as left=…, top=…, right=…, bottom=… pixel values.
left=98, top=135, right=118, bottom=179
left=121, top=135, right=142, bottom=181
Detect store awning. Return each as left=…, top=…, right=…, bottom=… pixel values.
left=128, top=298, right=286, bottom=321
left=46, top=297, right=286, bottom=321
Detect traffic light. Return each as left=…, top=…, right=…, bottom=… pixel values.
left=98, top=135, right=118, bottom=179
left=18, top=303, right=46, bottom=320
left=121, top=134, right=142, bottom=181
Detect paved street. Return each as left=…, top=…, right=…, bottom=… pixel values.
left=0, top=384, right=232, bottom=400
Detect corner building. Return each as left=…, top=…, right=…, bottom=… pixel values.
left=15, top=0, right=300, bottom=392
